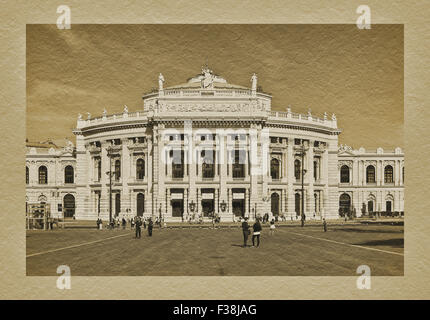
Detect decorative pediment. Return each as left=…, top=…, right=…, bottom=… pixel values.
left=338, top=144, right=355, bottom=155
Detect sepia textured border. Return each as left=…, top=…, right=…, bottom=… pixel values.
left=0, top=0, right=429, bottom=300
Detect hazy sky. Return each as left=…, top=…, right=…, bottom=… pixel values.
left=26, top=24, right=403, bottom=149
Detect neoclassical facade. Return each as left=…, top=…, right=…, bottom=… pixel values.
left=26, top=67, right=404, bottom=221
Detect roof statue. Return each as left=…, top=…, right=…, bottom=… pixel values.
left=201, top=66, right=214, bottom=89
left=251, top=73, right=258, bottom=92
left=103, top=108, right=107, bottom=117
left=332, top=113, right=337, bottom=121
left=78, top=113, right=82, bottom=120
left=87, top=112, right=91, bottom=120
left=159, top=73, right=165, bottom=91
left=123, top=105, right=128, bottom=114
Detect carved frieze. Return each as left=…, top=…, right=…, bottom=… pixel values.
left=338, top=160, right=353, bottom=169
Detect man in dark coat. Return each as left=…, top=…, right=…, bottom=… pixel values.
left=148, top=218, right=153, bottom=237
left=252, top=218, right=262, bottom=247
left=241, top=217, right=250, bottom=247
left=135, top=217, right=142, bottom=239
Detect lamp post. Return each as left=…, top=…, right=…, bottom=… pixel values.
left=300, top=140, right=307, bottom=227
left=106, top=146, right=113, bottom=225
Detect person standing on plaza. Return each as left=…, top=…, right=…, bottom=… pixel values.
left=269, top=218, right=276, bottom=236
left=241, top=217, right=250, bottom=247
left=122, top=217, right=126, bottom=230
left=148, top=218, right=153, bottom=237
left=323, top=218, right=327, bottom=232
left=135, top=217, right=142, bottom=239
left=252, top=218, right=262, bottom=247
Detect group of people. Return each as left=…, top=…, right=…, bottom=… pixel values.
left=133, top=216, right=154, bottom=239
left=241, top=217, right=277, bottom=248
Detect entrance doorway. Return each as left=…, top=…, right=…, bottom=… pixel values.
left=171, top=189, right=184, bottom=218
left=137, top=193, right=144, bottom=217
left=271, top=193, right=280, bottom=216
left=63, top=194, right=75, bottom=218
left=171, top=199, right=184, bottom=217
left=232, top=189, right=245, bottom=217
left=367, top=201, right=374, bottom=213
left=386, top=201, right=392, bottom=213
left=339, top=193, right=351, bottom=216
left=201, top=189, right=215, bottom=217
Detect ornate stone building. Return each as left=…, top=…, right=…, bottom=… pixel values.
left=26, top=67, right=404, bottom=221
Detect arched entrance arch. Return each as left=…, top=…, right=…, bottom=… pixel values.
left=367, top=194, right=376, bottom=214
left=271, top=192, right=280, bottom=216
left=136, top=193, right=144, bottom=217
left=63, top=194, right=75, bottom=218
left=339, top=193, right=351, bottom=216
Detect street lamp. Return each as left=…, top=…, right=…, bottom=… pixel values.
left=300, top=140, right=307, bottom=227
left=106, top=145, right=114, bottom=225
left=189, top=200, right=196, bottom=213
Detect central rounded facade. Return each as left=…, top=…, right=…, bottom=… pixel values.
left=73, top=68, right=341, bottom=221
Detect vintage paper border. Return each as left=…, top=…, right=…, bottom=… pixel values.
left=0, top=0, right=429, bottom=299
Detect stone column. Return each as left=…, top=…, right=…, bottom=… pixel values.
left=286, top=138, right=295, bottom=218
left=121, top=139, right=130, bottom=217
left=307, top=141, right=314, bottom=217
left=146, top=136, right=153, bottom=216
left=157, top=127, right=166, bottom=218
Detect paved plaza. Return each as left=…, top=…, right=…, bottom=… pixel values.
left=26, top=222, right=403, bottom=276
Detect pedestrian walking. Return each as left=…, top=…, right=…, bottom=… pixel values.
left=148, top=218, right=153, bottom=237
left=122, top=217, right=126, bottom=230
left=143, top=218, right=147, bottom=229
left=269, top=218, right=276, bottom=236
left=323, top=218, right=327, bottom=232
left=135, top=217, right=142, bottom=239
left=241, top=217, right=250, bottom=247
left=252, top=218, right=262, bottom=247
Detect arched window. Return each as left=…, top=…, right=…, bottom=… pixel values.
left=384, top=165, right=393, bottom=183
left=366, top=165, right=375, bottom=183
left=270, top=158, right=280, bottom=180
left=64, top=165, right=74, bottom=184
left=271, top=193, right=280, bottom=215
left=136, top=159, right=145, bottom=180
left=340, top=165, right=350, bottom=183
left=294, top=160, right=301, bottom=180
left=295, top=193, right=301, bottom=216
left=114, top=160, right=121, bottom=181
left=38, top=166, right=48, bottom=184
left=115, top=193, right=121, bottom=217
left=26, top=166, right=29, bottom=185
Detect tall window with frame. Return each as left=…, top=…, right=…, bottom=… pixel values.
left=64, top=165, right=74, bottom=184
left=172, top=150, right=184, bottom=178
left=136, top=158, right=145, bottom=180
left=366, top=165, right=375, bottom=183
left=38, top=166, right=48, bottom=184
left=114, top=159, right=121, bottom=181
left=97, top=158, right=101, bottom=182
left=26, top=166, right=29, bottom=185
left=202, top=150, right=215, bottom=178
left=294, top=159, right=301, bottom=180
left=384, top=165, right=393, bottom=183
left=270, top=158, right=280, bottom=180
left=232, top=149, right=245, bottom=178
left=340, top=165, right=350, bottom=183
